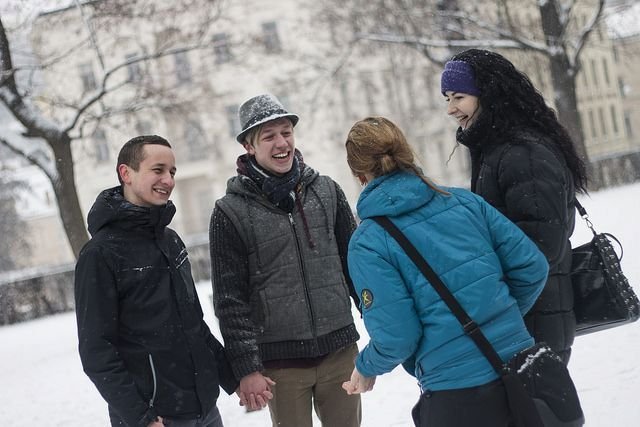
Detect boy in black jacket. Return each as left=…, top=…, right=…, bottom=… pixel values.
left=74, top=135, right=239, bottom=427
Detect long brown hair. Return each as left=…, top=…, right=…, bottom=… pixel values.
left=345, top=117, right=447, bottom=194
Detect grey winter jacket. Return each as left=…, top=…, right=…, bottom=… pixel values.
left=210, top=165, right=360, bottom=380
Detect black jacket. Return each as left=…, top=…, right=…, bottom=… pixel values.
left=74, top=187, right=237, bottom=427
left=458, top=123, right=576, bottom=362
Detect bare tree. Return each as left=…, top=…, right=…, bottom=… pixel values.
left=0, top=156, right=31, bottom=272
left=318, top=0, right=610, bottom=171
left=0, top=0, right=224, bottom=258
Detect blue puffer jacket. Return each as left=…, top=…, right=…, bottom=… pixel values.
left=348, top=171, right=548, bottom=392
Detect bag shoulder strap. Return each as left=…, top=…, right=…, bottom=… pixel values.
left=574, top=198, right=587, bottom=217
left=371, top=216, right=507, bottom=375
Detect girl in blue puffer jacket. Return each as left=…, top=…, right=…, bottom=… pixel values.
left=341, top=117, right=548, bottom=426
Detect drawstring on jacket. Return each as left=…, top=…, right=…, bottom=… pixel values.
left=243, top=193, right=263, bottom=270
left=295, top=195, right=315, bottom=249
left=148, top=354, right=157, bottom=407
left=308, top=184, right=333, bottom=241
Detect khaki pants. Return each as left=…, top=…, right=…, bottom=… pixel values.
left=263, top=343, right=362, bottom=427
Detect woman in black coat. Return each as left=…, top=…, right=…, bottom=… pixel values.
left=440, top=48, right=588, bottom=364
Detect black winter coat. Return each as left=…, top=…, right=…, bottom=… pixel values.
left=457, top=123, right=576, bottom=363
left=74, top=187, right=237, bottom=427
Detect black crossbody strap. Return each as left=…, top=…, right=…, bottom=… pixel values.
left=574, top=198, right=587, bottom=218
left=372, top=216, right=506, bottom=374
left=574, top=198, right=601, bottom=239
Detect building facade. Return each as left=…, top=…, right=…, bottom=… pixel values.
left=13, top=0, right=640, bottom=269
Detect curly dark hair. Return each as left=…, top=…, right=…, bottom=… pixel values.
left=451, top=49, right=588, bottom=193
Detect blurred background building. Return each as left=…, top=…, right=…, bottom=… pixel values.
left=1, top=0, right=639, bottom=273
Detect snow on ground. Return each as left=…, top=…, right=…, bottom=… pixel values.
left=1, top=183, right=639, bottom=426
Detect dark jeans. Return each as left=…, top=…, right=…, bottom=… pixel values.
left=163, top=406, right=223, bottom=427
left=109, top=405, right=223, bottom=427
left=411, top=379, right=511, bottom=427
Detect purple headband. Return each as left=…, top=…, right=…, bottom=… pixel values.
left=440, top=60, right=480, bottom=96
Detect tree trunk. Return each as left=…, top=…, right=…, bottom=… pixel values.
left=547, top=54, right=589, bottom=163
left=539, top=0, right=593, bottom=186
left=1, top=17, right=89, bottom=259
left=49, top=137, right=89, bottom=259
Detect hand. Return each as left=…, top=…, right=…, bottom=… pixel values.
left=342, top=368, right=376, bottom=395
left=237, top=372, right=276, bottom=410
left=147, top=416, right=164, bottom=427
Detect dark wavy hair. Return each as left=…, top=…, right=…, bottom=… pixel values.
left=451, top=49, right=588, bottom=193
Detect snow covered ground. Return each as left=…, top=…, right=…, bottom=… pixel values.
left=1, top=182, right=639, bottom=426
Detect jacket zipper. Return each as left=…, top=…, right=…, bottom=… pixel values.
left=288, top=213, right=318, bottom=341
left=148, top=354, right=157, bottom=408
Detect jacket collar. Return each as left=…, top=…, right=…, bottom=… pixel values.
left=87, top=186, right=175, bottom=237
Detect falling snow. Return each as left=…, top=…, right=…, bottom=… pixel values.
left=1, top=183, right=639, bottom=426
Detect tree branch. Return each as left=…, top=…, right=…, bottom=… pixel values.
left=0, top=17, right=67, bottom=142
left=307, top=37, right=359, bottom=119
left=356, top=32, right=547, bottom=55
left=435, top=10, right=550, bottom=53
left=62, top=42, right=211, bottom=132
left=570, top=0, right=605, bottom=69
left=0, top=135, right=56, bottom=181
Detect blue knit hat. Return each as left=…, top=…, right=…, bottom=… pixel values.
left=440, top=60, right=480, bottom=96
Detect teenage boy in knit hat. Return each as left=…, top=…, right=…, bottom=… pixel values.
left=75, top=135, right=238, bottom=427
left=209, top=94, right=362, bottom=427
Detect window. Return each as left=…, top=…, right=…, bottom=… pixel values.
left=196, top=188, right=213, bottom=233
left=588, top=110, right=597, bottom=138
left=328, top=16, right=339, bottom=47
left=602, top=58, right=610, bottom=86
left=577, top=111, right=583, bottom=136
left=225, top=105, right=241, bottom=139
left=94, top=129, right=109, bottom=163
left=610, top=105, right=619, bottom=134
left=618, top=77, right=626, bottom=98
left=275, top=94, right=291, bottom=111
left=184, top=120, right=207, bottom=160
left=590, top=59, right=598, bottom=87
left=125, top=53, right=142, bottom=83
left=533, top=63, right=546, bottom=92
left=262, top=21, right=281, bottom=53
left=174, top=51, right=192, bottom=84
left=361, top=73, right=376, bottom=114
left=436, top=141, right=448, bottom=177
left=598, top=107, right=607, bottom=136
left=425, top=67, right=437, bottom=108
left=339, top=78, right=352, bottom=119
left=79, top=62, right=97, bottom=92
left=578, top=59, right=588, bottom=87
left=136, top=120, right=152, bottom=135
left=624, top=111, right=633, bottom=138
left=212, top=33, right=232, bottom=64
left=383, top=72, right=398, bottom=113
